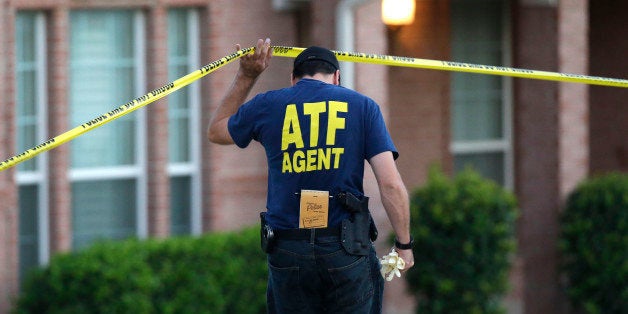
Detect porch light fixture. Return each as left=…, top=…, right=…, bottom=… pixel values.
left=381, top=0, right=415, bottom=26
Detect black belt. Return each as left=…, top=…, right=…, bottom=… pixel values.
left=274, top=226, right=342, bottom=240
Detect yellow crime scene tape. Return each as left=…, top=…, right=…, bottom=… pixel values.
left=275, top=46, right=628, bottom=87
left=1, top=46, right=626, bottom=172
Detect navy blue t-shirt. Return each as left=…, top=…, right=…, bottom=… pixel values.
left=228, top=79, right=398, bottom=230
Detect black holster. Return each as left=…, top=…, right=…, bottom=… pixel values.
left=337, top=192, right=378, bottom=256
left=260, top=212, right=275, bottom=253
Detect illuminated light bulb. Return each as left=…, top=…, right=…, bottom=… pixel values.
left=382, top=0, right=416, bottom=26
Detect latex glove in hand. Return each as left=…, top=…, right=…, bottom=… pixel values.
left=379, top=248, right=406, bottom=281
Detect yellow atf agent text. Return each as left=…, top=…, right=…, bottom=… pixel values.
left=281, top=101, right=347, bottom=173
left=282, top=148, right=345, bottom=173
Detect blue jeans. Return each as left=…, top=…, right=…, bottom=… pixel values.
left=266, top=235, right=384, bottom=314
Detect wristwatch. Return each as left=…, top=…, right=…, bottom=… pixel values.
left=394, top=236, right=414, bottom=250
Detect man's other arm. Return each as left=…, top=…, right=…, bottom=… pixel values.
left=369, top=151, right=415, bottom=270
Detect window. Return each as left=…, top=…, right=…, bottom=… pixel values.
left=16, top=11, right=49, bottom=281
left=167, top=9, right=201, bottom=235
left=69, top=10, right=147, bottom=249
left=450, top=0, right=513, bottom=188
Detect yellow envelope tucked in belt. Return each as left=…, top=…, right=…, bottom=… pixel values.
left=299, top=190, right=329, bottom=229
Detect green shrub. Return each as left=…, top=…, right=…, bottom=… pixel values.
left=16, top=240, right=156, bottom=314
left=405, top=167, right=518, bottom=314
left=559, top=172, right=628, bottom=314
left=15, top=227, right=267, bottom=314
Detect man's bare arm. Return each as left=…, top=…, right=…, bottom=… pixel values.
left=369, top=151, right=415, bottom=270
left=207, top=38, right=272, bottom=144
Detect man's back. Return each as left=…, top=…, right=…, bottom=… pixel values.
left=228, top=78, right=396, bottom=230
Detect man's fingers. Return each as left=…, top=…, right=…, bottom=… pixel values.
left=236, top=38, right=272, bottom=78
left=255, top=38, right=264, bottom=56
left=258, top=38, right=271, bottom=58
left=264, top=38, right=272, bottom=60
left=248, top=38, right=271, bottom=68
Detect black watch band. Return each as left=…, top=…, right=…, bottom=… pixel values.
left=394, top=236, right=414, bottom=250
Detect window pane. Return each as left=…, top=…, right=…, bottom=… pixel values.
left=16, top=12, right=41, bottom=172
left=70, top=11, right=136, bottom=168
left=168, top=9, right=192, bottom=163
left=451, top=0, right=504, bottom=142
left=170, top=176, right=191, bottom=235
left=72, top=180, right=137, bottom=249
left=19, top=185, right=39, bottom=282
left=168, top=10, right=189, bottom=59
left=16, top=12, right=36, bottom=63
left=454, top=152, right=504, bottom=186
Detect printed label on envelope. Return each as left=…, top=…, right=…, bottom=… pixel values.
left=299, top=190, right=329, bottom=229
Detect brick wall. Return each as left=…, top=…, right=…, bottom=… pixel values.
left=146, top=5, right=170, bottom=238
left=388, top=0, right=452, bottom=190
left=47, top=6, right=72, bottom=254
left=514, top=1, right=590, bottom=312
left=514, top=4, right=562, bottom=313
left=557, top=0, right=589, bottom=200
left=0, top=2, right=18, bottom=313
left=309, top=0, right=339, bottom=47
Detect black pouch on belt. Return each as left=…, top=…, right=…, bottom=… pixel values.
left=260, top=212, right=275, bottom=253
left=337, top=192, right=377, bottom=256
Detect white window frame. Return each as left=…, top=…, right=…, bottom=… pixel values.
left=15, top=11, right=50, bottom=267
left=449, top=1, right=513, bottom=190
left=68, top=10, right=148, bottom=240
left=167, top=9, right=202, bottom=235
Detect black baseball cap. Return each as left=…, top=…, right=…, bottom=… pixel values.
left=294, top=46, right=340, bottom=71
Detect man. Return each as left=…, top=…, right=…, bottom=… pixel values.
left=208, top=38, right=413, bottom=313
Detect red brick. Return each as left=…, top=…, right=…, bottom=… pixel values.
left=48, top=7, right=72, bottom=254
left=146, top=5, right=170, bottom=238
left=0, top=3, right=19, bottom=312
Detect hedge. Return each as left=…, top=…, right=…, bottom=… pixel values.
left=14, top=227, right=268, bottom=314
left=405, top=167, right=518, bottom=314
left=559, top=172, right=628, bottom=314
